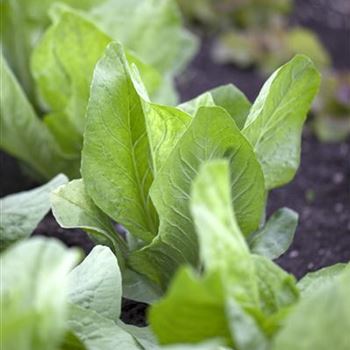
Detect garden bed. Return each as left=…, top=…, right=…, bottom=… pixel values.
left=1, top=0, right=349, bottom=328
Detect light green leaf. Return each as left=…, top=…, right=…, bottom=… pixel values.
left=191, top=160, right=259, bottom=306
left=149, top=268, right=230, bottom=345
left=0, top=237, right=79, bottom=350
left=82, top=42, right=158, bottom=243
left=118, top=322, right=159, bottom=350
left=144, top=103, right=191, bottom=173
left=249, top=208, right=298, bottom=260
left=242, top=55, right=320, bottom=189
left=226, top=298, right=269, bottom=350
left=126, top=53, right=178, bottom=105
left=178, top=84, right=251, bottom=129
left=68, top=305, right=142, bottom=350
left=31, top=7, right=111, bottom=136
left=122, top=269, right=163, bottom=305
left=67, top=246, right=122, bottom=322
left=130, top=106, right=265, bottom=287
left=0, top=54, right=76, bottom=179
left=90, top=0, right=198, bottom=75
left=253, top=255, right=299, bottom=316
left=0, top=174, right=68, bottom=250
left=128, top=64, right=190, bottom=172
left=210, top=84, right=251, bottom=129
left=51, top=179, right=127, bottom=266
left=178, top=92, right=215, bottom=116
left=297, top=263, right=348, bottom=297
left=272, top=268, right=350, bottom=350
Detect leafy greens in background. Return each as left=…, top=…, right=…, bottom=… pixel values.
left=52, top=44, right=320, bottom=295
left=0, top=174, right=67, bottom=251
left=312, top=71, right=350, bottom=142
left=176, top=0, right=329, bottom=76
left=0, top=0, right=197, bottom=181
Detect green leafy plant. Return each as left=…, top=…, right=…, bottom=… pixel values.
left=51, top=44, right=320, bottom=297
left=0, top=0, right=197, bottom=180
left=149, top=159, right=350, bottom=349
left=0, top=174, right=67, bottom=251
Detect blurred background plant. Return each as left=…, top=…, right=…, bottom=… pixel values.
left=313, top=71, right=350, bottom=142
left=177, top=0, right=350, bottom=142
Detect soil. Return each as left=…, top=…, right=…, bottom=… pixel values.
left=1, top=0, right=349, bottom=326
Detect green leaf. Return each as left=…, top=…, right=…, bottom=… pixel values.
left=149, top=268, right=230, bottom=345
left=82, top=42, right=158, bottom=243
left=143, top=103, right=191, bottom=173
left=68, top=305, right=142, bottom=350
left=272, top=268, right=350, bottom=350
left=242, top=55, right=321, bottom=189
left=0, top=237, right=79, bottom=350
left=190, top=160, right=259, bottom=306
left=178, top=84, right=251, bottom=129
left=0, top=174, right=68, bottom=250
left=31, top=7, right=111, bottom=137
left=67, top=246, right=122, bottom=322
left=297, top=263, right=348, bottom=297
left=249, top=208, right=298, bottom=260
left=225, top=298, right=269, bottom=350
left=118, top=322, right=160, bottom=350
left=90, top=0, right=198, bottom=75
left=122, top=269, right=163, bottom=304
left=126, top=52, right=178, bottom=105
left=130, top=106, right=265, bottom=287
left=253, top=255, right=299, bottom=316
left=127, top=64, right=189, bottom=172
left=178, top=92, right=215, bottom=116
left=51, top=179, right=127, bottom=266
left=0, top=54, right=76, bottom=179
left=210, top=84, right=251, bottom=129
left=61, top=331, right=87, bottom=350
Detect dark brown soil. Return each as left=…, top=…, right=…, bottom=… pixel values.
left=1, top=0, right=349, bottom=326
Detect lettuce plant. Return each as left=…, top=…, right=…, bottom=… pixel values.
left=51, top=43, right=320, bottom=296
left=149, top=160, right=350, bottom=349
left=0, top=0, right=197, bottom=180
